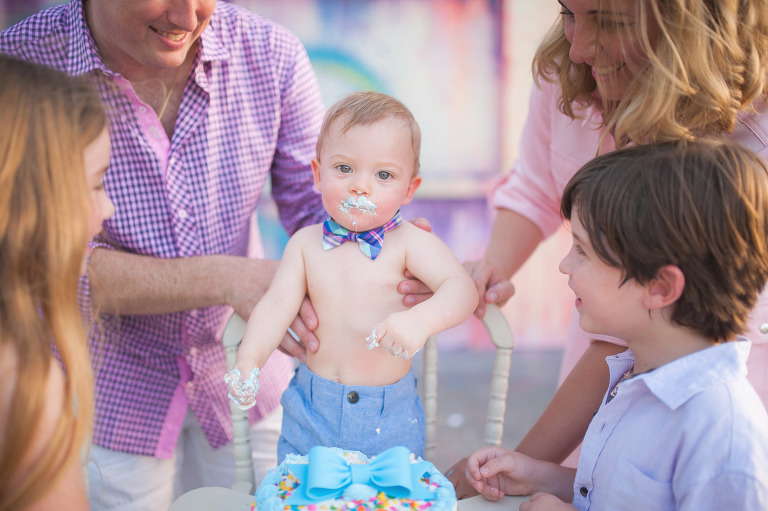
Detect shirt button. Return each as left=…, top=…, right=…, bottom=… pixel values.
left=580, top=487, right=588, bottom=497
left=169, top=156, right=177, bottom=167
left=189, top=347, right=199, bottom=356
left=139, top=106, right=148, bottom=114
left=178, top=208, right=188, bottom=219
left=760, top=323, right=768, bottom=334
left=190, top=309, right=198, bottom=317
left=185, top=381, right=194, bottom=390
left=347, top=391, right=359, bottom=404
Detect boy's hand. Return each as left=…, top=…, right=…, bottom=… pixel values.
left=466, top=447, right=538, bottom=500
left=520, top=493, right=577, bottom=511
left=445, top=457, right=480, bottom=499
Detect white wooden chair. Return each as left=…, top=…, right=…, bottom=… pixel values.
left=421, top=304, right=514, bottom=461
left=169, top=304, right=514, bottom=509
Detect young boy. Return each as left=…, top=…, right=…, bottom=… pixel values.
left=465, top=140, right=768, bottom=510
left=226, top=91, right=478, bottom=461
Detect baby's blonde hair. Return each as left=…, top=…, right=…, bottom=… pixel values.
left=317, top=91, right=421, bottom=174
left=533, top=0, right=768, bottom=147
left=0, top=55, right=106, bottom=510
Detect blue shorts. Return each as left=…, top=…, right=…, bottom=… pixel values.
left=277, top=364, right=425, bottom=462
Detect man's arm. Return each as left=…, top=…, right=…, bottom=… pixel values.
left=89, top=248, right=319, bottom=358
left=88, top=249, right=278, bottom=320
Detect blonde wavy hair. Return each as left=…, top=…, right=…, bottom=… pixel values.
left=0, top=55, right=106, bottom=510
left=533, top=0, right=768, bottom=147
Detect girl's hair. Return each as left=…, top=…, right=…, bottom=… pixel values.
left=316, top=90, right=422, bottom=174
left=533, top=0, right=768, bottom=148
left=561, top=139, right=768, bottom=342
left=0, top=55, right=106, bottom=510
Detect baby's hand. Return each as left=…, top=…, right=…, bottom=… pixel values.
left=224, top=366, right=260, bottom=410
left=365, top=315, right=423, bottom=360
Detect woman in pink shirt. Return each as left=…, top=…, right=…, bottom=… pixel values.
left=436, top=0, right=768, bottom=496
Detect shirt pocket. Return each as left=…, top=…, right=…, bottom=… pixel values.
left=604, top=457, right=675, bottom=510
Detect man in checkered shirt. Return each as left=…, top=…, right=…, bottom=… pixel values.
left=0, top=1, right=329, bottom=508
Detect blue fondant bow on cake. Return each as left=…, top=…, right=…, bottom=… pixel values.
left=285, top=446, right=435, bottom=504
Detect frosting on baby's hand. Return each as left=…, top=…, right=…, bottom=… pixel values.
left=224, top=367, right=260, bottom=410
left=365, top=324, right=382, bottom=350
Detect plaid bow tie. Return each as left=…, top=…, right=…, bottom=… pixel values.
left=322, top=211, right=403, bottom=260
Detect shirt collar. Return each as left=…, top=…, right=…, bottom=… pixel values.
left=65, top=0, right=110, bottom=76
left=609, top=338, right=750, bottom=411
left=198, top=6, right=230, bottom=65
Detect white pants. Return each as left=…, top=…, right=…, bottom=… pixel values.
left=87, top=407, right=282, bottom=511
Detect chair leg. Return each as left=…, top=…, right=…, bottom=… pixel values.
left=223, top=313, right=256, bottom=493
left=422, top=335, right=438, bottom=461
left=484, top=346, right=512, bottom=446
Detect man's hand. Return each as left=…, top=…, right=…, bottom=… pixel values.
left=399, top=217, right=434, bottom=307
left=277, top=296, right=320, bottom=361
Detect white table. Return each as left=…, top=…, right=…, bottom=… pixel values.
left=169, top=488, right=529, bottom=511
left=459, top=495, right=529, bottom=511
left=168, top=487, right=256, bottom=511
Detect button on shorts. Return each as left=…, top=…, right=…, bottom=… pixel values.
left=277, top=363, right=425, bottom=462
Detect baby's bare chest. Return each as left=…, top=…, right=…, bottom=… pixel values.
left=303, top=242, right=408, bottom=319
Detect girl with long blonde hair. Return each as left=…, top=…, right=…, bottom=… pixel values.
left=0, top=55, right=113, bottom=510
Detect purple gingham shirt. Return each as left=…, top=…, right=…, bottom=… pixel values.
left=0, top=0, right=326, bottom=457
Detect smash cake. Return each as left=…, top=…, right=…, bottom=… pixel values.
left=256, top=446, right=457, bottom=511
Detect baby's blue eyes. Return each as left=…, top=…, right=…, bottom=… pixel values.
left=333, top=165, right=392, bottom=180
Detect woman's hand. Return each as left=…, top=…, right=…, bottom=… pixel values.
left=463, top=259, right=515, bottom=318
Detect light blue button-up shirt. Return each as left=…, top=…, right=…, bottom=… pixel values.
left=573, top=339, right=768, bottom=510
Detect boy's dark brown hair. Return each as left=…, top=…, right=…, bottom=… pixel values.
left=561, top=139, right=768, bottom=341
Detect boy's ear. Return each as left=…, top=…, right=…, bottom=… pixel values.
left=400, top=175, right=422, bottom=206
left=311, top=158, right=322, bottom=191
left=642, top=265, right=685, bottom=310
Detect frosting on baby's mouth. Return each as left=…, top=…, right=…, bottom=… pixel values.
left=339, top=196, right=377, bottom=216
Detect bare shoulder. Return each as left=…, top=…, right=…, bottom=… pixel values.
left=0, top=348, right=86, bottom=510
left=291, top=223, right=324, bottom=241
left=0, top=343, right=19, bottom=442
left=286, top=223, right=324, bottom=252
left=1, top=350, right=66, bottom=463
left=394, top=221, right=451, bottom=251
